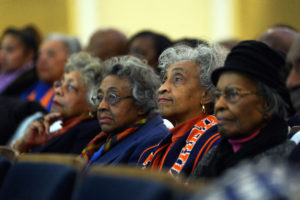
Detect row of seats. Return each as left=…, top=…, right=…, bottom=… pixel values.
left=0, top=146, right=204, bottom=200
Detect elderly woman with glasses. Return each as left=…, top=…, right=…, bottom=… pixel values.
left=80, top=55, right=169, bottom=166
left=190, top=41, right=296, bottom=180
left=13, top=52, right=103, bottom=154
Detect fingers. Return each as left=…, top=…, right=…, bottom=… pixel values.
left=43, top=112, right=62, bottom=134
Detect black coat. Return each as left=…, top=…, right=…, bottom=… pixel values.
left=1, top=67, right=38, bottom=97
left=0, top=96, right=47, bottom=145
left=191, top=116, right=296, bottom=179
left=31, top=118, right=101, bottom=154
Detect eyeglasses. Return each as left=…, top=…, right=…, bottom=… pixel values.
left=91, top=93, right=133, bottom=106
left=53, top=81, right=79, bottom=93
left=213, top=87, right=257, bottom=103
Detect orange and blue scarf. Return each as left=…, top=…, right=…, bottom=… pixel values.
left=81, top=118, right=147, bottom=163
left=139, top=115, right=221, bottom=176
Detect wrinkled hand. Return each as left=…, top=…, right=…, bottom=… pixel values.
left=14, top=112, right=62, bottom=152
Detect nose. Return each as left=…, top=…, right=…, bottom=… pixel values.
left=54, top=84, right=64, bottom=96
left=286, top=68, right=300, bottom=90
left=158, top=81, right=169, bottom=95
left=98, top=97, right=109, bottom=112
left=214, top=95, right=228, bottom=114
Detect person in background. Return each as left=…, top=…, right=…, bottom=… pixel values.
left=21, top=33, right=81, bottom=111
left=81, top=55, right=169, bottom=167
left=139, top=44, right=226, bottom=177
left=286, top=34, right=300, bottom=164
left=190, top=41, right=295, bottom=180
left=259, top=24, right=298, bottom=54
left=85, top=28, right=127, bottom=61
left=0, top=25, right=41, bottom=96
left=128, top=30, right=172, bottom=74
left=13, top=52, right=102, bottom=154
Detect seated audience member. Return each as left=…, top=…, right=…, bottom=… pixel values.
left=173, top=38, right=208, bottom=48
left=286, top=34, right=300, bottom=163
left=190, top=41, right=296, bottom=180
left=128, top=30, right=172, bottom=74
left=0, top=25, right=40, bottom=96
left=13, top=52, right=103, bottom=154
left=85, top=28, right=127, bottom=61
left=21, top=33, right=81, bottom=111
left=217, top=39, right=239, bottom=51
left=80, top=56, right=169, bottom=166
left=259, top=24, right=298, bottom=54
left=139, top=44, right=226, bottom=177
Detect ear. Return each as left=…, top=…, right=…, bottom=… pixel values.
left=201, top=89, right=213, bottom=105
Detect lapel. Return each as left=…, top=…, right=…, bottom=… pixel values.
left=95, top=115, right=163, bottom=164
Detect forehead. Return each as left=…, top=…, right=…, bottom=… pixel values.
left=41, top=40, right=67, bottom=52
left=288, top=37, right=300, bottom=63
left=166, top=60, right=199, bottom=76
left=1, top=34, right=22, bottom=45
left=217, top=72, right=257, bottom=89
left=99, top=75, right=132, bottom=92
left=63, top=70, right=82, bottom=83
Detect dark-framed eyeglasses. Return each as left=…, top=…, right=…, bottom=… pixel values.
left=91, top=93, right=134, bottom=106
left=213, top=87, right=257, bottom=103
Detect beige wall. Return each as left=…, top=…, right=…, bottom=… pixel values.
left=0, top=0, right=300, bottom=45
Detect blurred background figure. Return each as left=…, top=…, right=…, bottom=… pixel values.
left=20, top=33, right=81, bottom=111
left=85, top=28, right=128, bottom=61
left=173, top=38, right=208, bottom=48
left=259, top=24, right=298, bottom=54
left=128, top=30, right=172, bottom=74
left=0, top=25, right=41, bottom=96
left=217, top=38, right=239, bottom=51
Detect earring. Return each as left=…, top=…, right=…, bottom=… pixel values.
left=89, top=111, right=95, bottom=118
left=201, top=104, right=206, bottom=115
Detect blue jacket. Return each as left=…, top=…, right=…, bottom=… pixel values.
left=92, top=115, right=169, bottom=166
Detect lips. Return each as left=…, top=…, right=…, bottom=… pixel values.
left=98, top=116, right=113, bottom=123
left=52, top=100, right=62, bottom=107
left=158, top=97, right=172, bottom=103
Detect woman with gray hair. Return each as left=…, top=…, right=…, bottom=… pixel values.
left=80, top=55, right=169, bottom=166
left=190, top=40, right=296, bottom=180
left=138, top=44, right=226, bottom=177
left=14, top=52, right=103, bottom=154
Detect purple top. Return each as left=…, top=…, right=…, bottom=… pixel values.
left=0, top=62, right=34, bottom=94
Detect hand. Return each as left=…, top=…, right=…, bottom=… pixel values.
left=14, top=112, right=62, bottom=153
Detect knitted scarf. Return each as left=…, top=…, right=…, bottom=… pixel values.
left=81, top=118, right=146, bottom=162
left=141, top=115, right=220, bottom=176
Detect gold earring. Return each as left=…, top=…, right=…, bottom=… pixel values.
left=89, top=111, right=94, bottom=118
left=201, top=104, right=206, bottom=115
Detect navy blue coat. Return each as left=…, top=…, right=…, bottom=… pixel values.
left=31, top=118, right=100, bottom=154
left=92, top=115, right=169, bottom=166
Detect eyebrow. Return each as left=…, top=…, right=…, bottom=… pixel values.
left=97, top=87, right=119, bottom=94
left=171, top=68, right=184, bottom=73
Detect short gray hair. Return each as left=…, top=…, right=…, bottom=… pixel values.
left=256, top=81, right=289, bottom=119
left=45, top=33, right=81, bottom=54
left=103, top=55, right=160, bottom=115
left=158, top=44, right=227, bottom=92
left=65, top=52, right=104, bottom=105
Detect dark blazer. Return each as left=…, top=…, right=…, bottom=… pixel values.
left=31, top=118, right=101, bottom=154
left=93, top=115, right=169, bottom=166
left=1, top=68, right=38, bottom=97
left=0, top=96, right=47, bottom=145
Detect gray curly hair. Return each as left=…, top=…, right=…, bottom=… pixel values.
left=46, top=33, right=81, bottom=54
left=158, top=44, right=227, bottom=92
left=103, top=55, right=161, bottom=115
left=65, top=52, right=104, bottom=106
